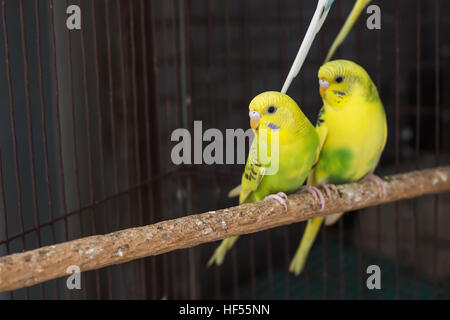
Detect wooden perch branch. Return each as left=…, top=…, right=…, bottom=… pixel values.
left=0, top=166, right=449, bottom=292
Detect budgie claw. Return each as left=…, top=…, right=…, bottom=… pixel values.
left=296, top=186, right=325, bottom=211
left=362, top=173, right=387, bottom=198
left=318, top=183, right=338, bottom=199
left=264, top=192, right=288, bottom=211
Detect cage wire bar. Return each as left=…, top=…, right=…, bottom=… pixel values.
left=0, top=0, right=449, bottom=300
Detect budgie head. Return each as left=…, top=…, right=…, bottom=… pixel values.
left=248, top=91, right=311, bottom=144
left=318, top=59, right=378, bottom=108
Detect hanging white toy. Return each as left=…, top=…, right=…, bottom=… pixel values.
left=281, top=0, right=334, bottom=94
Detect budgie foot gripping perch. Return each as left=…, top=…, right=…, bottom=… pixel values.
left=0, top=166, right=449, bottom=293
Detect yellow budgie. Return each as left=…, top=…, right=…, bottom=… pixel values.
left=289, top=59, right=387, bottom=275
left=208, top=91, right=320, bottom=266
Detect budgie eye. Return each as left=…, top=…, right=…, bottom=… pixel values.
left=335, top=76, right=344, bottom=83
left=267, top=106, right=277, bottom=114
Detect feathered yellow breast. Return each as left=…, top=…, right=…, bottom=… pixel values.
left=314, top=89, right=387, bottom=185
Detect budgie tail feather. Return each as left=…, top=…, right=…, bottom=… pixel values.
left=207, top=236, right=239, bottom=267
left=289, top=217, right=324, bottom=275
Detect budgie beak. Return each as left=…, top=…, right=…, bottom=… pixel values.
left=319, top=79, right=329, bottom=97
left=249, top=110, right=261, bottom=129
left=250, top=119, right=260, bottom=130
left=319, top=79, right=330, bottom=97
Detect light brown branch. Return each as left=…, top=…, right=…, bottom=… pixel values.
left=0, top=166, right=449, bottom=292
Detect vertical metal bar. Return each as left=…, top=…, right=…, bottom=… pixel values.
left=297, top=0, right=309, bottom=300
left=302, top=224, right=309, bottom=299
left=178, top=0, right=191, bottom=299
left=261, top=0, right=273, bottom=299
left=64, top=0, right=90, bottom=299
left=320, top=7, right=328, bottom=291
left=394, top=0, right=400, bottom=299
left=413, top=0, right=421, bottom=300
left=168, top=0, right=184, bottom=299
left=319, top=5, right=328, bottom=300
left=117, top=0, right=142, bottom=299
left=356, top=13, right=364, bottom=300
left=0, top=152, right=14, bottom=300
left=49, top=0, right=71, bottom=299
left=80, top=0, right=109, bottom=299
left=80, top=3, right=95, bottom=235
left=375, top=0, right=383, bottom=300
left=338, top=218, right=344, bottom=299
left=63, top=0, right=84, bottom=243
left=222, top=0, right=239, bottom=300
left=128, top=0, right=147, bottom=299
left=205, top=0, right=222, bottom=299
left=18, top=1, right=45, bottom=298
left=167, top=2, right=180, bottom=299
left=231, top=247, right=239, bottom=299
left=116, top=0, right=132, bottom=228
left=357, top=211, right=363, bottom=298
left=242, top=0, right=256, bottom=300
left=149, top=0, right=165, bottom=299
left=178, top=0, right=189, bottom=130
left=394, top=0, right=401, bottom=300
left=139, top=0, right=158, bottom=299
left=1, top=0, right=29, bottom=299
left=168, top=0, right=181, bottom=130
left=322, top=216, right=327, bottom=299
left=184, top=0, right=203, bottom=299
left=195, top=240, right=202, bottom=299
left=48, top=0, right=69, bottom=240
left=159, top=0, right=172, bottom=299
left=335, top=0, right=346, bottom=300
left=433, top=0, right=440, bottom=299
left=264, top=219, right=273, bottom=294
left=278, top=0, right=291, bottom=299
left=103, top=0, right=125, bottom=299
left=34, top=0, right=58, bottom=299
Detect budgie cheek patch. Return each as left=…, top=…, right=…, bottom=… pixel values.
left=326, top=90, right=350, bottom=106
left=267, top=122, right=281, bottom=131
left=332, top=90, right=346, bottom=97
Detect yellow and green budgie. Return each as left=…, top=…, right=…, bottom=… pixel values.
left=208, top=91, right=320, bottom=266
left=289, top=59, right=388, bottom=275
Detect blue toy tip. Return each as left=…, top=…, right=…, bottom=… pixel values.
left=325, top=0, right=334, bottom=11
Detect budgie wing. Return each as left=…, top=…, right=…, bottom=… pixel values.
left=307, top=106, right=328, bottom=186
left=239, top=139, right=266, bottom=204
left=227, top=140, right=267, bottom=200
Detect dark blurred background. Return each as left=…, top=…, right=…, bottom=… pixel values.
left=0, top=0, right=449, bottom=299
